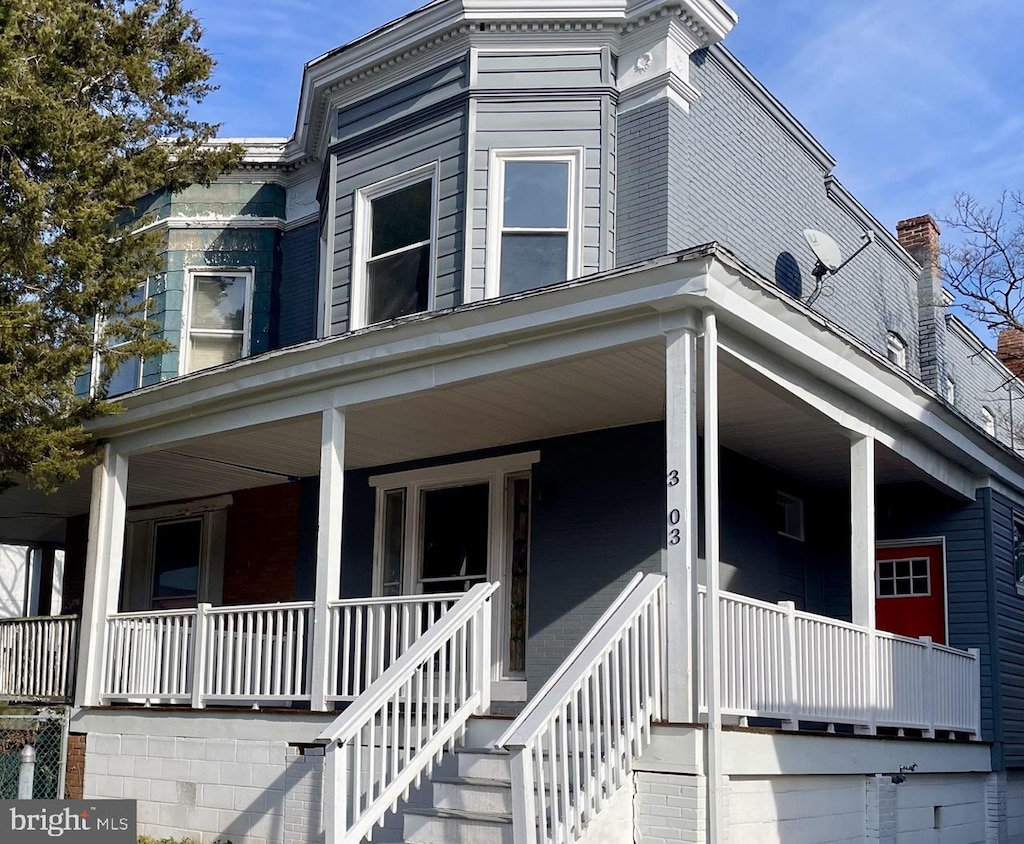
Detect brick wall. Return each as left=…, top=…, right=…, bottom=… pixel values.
left=617, top=48, right=923, bottom=377
left=222, top=483, right=303, bottom=606
left=65, top=733, right=85, bottom=799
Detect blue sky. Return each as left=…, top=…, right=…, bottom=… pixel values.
left=185, top=0, right=1024, bottom=232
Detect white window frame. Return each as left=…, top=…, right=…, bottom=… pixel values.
left=982, top=406, right=996, bottom=436
left=944, top=376, right=956, bottom=404
left=350, top=162, right=439, bottom=331
left=886, top=332, right=907, bottom=369
left=91, top=279, right=148, bottom=397
left=179, top=268, right=254, bottom=375
left=484, top=147, right=583, bottom=300
left=369, top=451, right=540, bottom=682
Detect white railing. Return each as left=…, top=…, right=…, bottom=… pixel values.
left=103, top=609, right=196, bottom=702
left=497, top=573, right=666, bottom=844
left=698, top=587, right=981, bottom=737
left=0, top=615, right=79, bottom=700
left=326, top=594, right=460, bottom=702
left=320, top=582, right=497, bottom=844
left=198, top=602, right=313, bottom=705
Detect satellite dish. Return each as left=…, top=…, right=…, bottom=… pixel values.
left=800, top=227, right=875, bottom=306
left=803, top=228, right=842, bottom=274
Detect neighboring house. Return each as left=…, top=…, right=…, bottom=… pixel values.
left=7, top=1, right=1024, bottom=842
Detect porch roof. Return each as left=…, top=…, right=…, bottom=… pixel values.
left=2, top=243, right=1020, bottom=542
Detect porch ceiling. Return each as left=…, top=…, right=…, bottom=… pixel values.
left=0, top=339, right=955, bottom=543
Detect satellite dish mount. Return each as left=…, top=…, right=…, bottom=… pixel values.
left=802, top=228, right=874, bottom=305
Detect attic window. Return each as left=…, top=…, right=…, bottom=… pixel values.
left=982, top=406, right=996, bottom=436
left=886, top=332, right=907, bottom=369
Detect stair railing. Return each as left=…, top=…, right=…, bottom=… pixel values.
left=496, top=573, right=666, bottom=844
left=319, top=581, right=498, bottom=844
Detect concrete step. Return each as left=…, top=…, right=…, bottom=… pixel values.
left=455, top=746, right=512, bottom=780
left=432, top=775, right=513, bottom=813
left=403, top=806, right=513, bottom=844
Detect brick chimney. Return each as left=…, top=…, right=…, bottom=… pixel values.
left=896, top=215, right=941, bottom=270
left=896, top=214, right=947, bottom=392
left=998, top=329, right=1024, bottom=379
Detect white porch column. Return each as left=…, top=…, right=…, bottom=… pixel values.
left=703, top=311, right=725, bottom=844
left=310, top=406, right=346, bottom=711
left=850, top=435, right=876, bottom=628
left=663, top=314, right=699, bottom=723
left=75, top=444, right=129, bottom=707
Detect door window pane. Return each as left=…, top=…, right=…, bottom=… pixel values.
left=877, top=556, right=930, bottom=598
left=152, top=519, right=202, bottom=610
left=420, top=484, right=489, bottom=590
left=508, top=476, right=531, bottom=674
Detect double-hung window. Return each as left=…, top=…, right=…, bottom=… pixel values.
left=486, top=149, right=581, bottom=298
left=182, top=271, right=252, bottom=374
left=353, top=165, right=436, bottom=329
left=95, top=280, right=148, bottom=397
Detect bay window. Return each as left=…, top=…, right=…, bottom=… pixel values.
left=353, top=165, right=436, bottom=329
left=181, top=271, right=252, bottom=374
left=486, top=149, right=581, bottom=298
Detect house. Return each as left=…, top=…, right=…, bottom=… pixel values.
left=5, top=0, right=1024, bottom=840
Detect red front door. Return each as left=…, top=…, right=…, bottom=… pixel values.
left=875, top=542, right=946, bottom=644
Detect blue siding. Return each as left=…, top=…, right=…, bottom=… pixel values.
left=877, top=484, right=995, bottom=747
left=991, top=490, right=1024, bottom=767
left=276, top=222, right=319, bottom=349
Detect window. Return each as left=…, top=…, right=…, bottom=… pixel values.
left=1014, top=515, right=1024, bottom=593
left=353, top=165, right=436, bottom=329
left=151, top=518, right=203, bottom=610
left=886, top=332, right=907, bottom=369
left=182, top=271, right=252, bottom=374
left=777, top=492, right=805, bottom=541
left=944, top=376, right=956, bottom=404
left=94, top=281, right=148, bottom=396
left=982, top=406, right=996, bottom=436
left=486, top=149, right=581, bottom=298
left=123, top=496, right=229, bottom=612
left=877, top=557, right=930, bottom=597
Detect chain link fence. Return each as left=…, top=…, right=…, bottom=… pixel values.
left=0, top=707, right=68, bottom=799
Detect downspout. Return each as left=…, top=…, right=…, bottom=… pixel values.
left=703, top=310, right=724, bottom=842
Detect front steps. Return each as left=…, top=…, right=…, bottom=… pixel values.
left=402, top=717, right=515, bottom=844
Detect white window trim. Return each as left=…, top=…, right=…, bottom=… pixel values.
left=484, top=147, right=584, bottom=300
left=885, top=332, right=907, bottom=369
left=91, top=280, right=149, bottom=396
left=179, top=268, right=255, bottom=376
left=369, top=451, right=540, bottom=681
left=982, top=406, right=996, bottom=436
left=350, top=162, right=439, bottom=331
